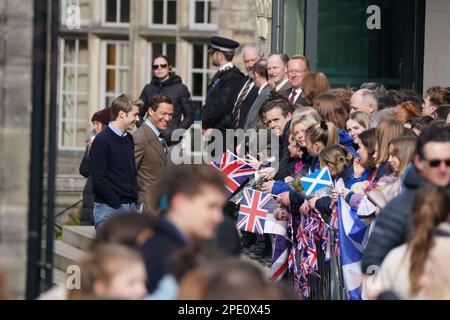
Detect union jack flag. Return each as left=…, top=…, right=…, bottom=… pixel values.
left=305, top=212, right=321, bottom=234
left=305, top=241, right=318, bottom=272
left=270, top=235, right=289, bottom=282
left=329, top=207, right=338, bottom=229
left=295, top=225, right=309, bottom=250
left=236, top=188, right=275, bottom=234
left=210, top=150, right=256, bottom=195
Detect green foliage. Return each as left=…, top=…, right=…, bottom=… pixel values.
left=289, top=176, right=304, bottom=193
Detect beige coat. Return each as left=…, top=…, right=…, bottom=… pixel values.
left=377, top=223, right=450, bottom=299
left=133, top=124, right=168, bottom=217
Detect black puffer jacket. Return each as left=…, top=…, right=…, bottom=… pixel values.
left=79, top=148, right=94, bottom=225
left=139, top=73, right=194, bottom=145
left=361, top=166, right=449, bottom=273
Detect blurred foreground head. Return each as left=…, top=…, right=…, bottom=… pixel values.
left=71, top=244, right=147, bottom=300
left=178, top=256, right=296, bottom=300
left=156, top=165, right=227, bottom=241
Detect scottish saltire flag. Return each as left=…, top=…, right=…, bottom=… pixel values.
left=300, top=167, right=333, bottom=196
left=270, top=235, right=289, bottom=281
left=211, top=150, right=256, bottom=195
left=236, top=188, right=276, bottom=235
left=337, top=196, right=369, bottom=300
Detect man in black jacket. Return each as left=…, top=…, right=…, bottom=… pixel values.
left=259, top=98, right=294, bottom=181
left=362, top=126, right=450, bottom=275
left=202, top=36, right=244, bottom=140
left=79, top=107, right=111, bottom=225
left=139, top=165, right=228, bottom=293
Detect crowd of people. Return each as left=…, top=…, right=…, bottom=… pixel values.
left=2, top=35, right=449, bottom=300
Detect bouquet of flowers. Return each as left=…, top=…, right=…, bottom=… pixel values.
left=251, top=175, right=266, bottom=191
left=288, top=175, right=304, bottom=194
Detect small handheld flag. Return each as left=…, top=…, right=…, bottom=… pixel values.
left=210, top=150, right=256, bottom=195
left=236, top=188, right=277, bottom=235
left=300, top=167, right=333, bottom=196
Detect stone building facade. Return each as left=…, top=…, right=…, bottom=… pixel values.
left=0, top=0, right=34, bottom=299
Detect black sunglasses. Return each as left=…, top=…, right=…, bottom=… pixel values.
left=426, top=158, right=450, bottom=167
left=152, top=63, right=168, bottom=70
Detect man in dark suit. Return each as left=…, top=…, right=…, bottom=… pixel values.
left=285, top=55, right=310, bottom=106
left=243, top=58, right=271, bottom=131
left=133, top=95, right=173, bottom=217
left=139, top=165, right=228, bottom=293
left=267, top=53, right=291, bottom=93
left=202, top=36, right=245, bottom=137
left=231, top=43, right=263, bottom=129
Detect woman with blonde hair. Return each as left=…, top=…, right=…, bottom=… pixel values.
left=291, top=114, right=319, bottom=148
left=376, top=185, right=450, bottom=299
left=262, top=115, right=319, bottom=194
left=387, top=136, right=417, bottom=179
left=374, top=118, right=404, bottom=180
left=300, top=72, right=331, bottom=106
left=308, top=144, right=356, bottom=221
left=305, top=121, right=339, bottom=172
left=346, top=111, right=370, bottom=145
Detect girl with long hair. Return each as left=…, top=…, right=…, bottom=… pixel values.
left=377, top=185, right=450, bottom=299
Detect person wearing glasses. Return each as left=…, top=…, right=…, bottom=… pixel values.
left=362, top=125, right=450, bottom=281
left=139, top=55, right=194, bottom=146
left=285, top=55, right=310, bottom=106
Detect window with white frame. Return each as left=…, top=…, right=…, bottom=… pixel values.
left=189, top=0, right=218, bottom=30
left=103, top=0, right=130, bottom=25
left=59, top=38, right=90, bottom=150
left=189, top=43, right=215, bottom=117
left=61, top=0, right=91, bottom=27
left=149, top=0, right=177, bottom=27
left=101, top=41, right=130, bottom=109
left=147, top=41, right=177, bottom=82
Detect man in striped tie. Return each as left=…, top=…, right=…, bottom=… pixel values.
left=231, top=43, right=263, bottom=130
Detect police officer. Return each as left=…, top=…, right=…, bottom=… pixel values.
left=202, top=36, right=245, bottom=135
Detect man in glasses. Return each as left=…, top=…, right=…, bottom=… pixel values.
left=362, top=125, right=450, bottom=278
left=285, top=54, right=310, bottom=106
left=202, top=36, right=244, bottom=141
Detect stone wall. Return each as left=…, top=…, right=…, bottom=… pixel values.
left=0, top=0, right=34, bottom=299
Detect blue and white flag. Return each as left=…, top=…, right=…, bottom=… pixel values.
left=337, top=195, right=369, bottom=300
left=300, top=167, right=333, bottom=196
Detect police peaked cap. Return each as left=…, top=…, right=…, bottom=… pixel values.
left=208, top=36, right=240, bottom=53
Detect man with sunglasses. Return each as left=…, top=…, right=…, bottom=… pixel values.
left=362, top=125, right=450, bottom=278
left=139, top=55, right=194, bottom=146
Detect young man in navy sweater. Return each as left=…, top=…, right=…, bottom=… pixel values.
left=90, top=94, right=142, bottom=229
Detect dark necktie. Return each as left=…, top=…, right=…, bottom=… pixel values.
left=232, top=78, right=253, bottom=129
left=158, top=134, right=168, bottom=154
left=289, top=90, right=297, bottom=104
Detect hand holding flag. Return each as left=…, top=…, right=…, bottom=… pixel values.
left=300, top=167, right=333, bottom=196
left=210, top=150, right=256, bottom=195
left=236, top=188, right=287, bottom=236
